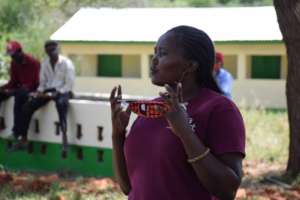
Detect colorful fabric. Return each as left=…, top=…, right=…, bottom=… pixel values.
left=129, top=100, right=169, bottom=118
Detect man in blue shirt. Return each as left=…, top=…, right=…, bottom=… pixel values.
left=213, top=52, right=233, bottom=99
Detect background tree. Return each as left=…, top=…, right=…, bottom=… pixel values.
left=273, top=0, right=300, bottom=177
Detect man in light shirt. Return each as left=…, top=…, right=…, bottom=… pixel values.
left=9, top=41, right=75, bottom=154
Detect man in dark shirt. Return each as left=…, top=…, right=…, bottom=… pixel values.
left=0, top=41, right=40, bottom=142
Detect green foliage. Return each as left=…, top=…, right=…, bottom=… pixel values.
left=147, top=0, right=189, bottom=7
left=188, top=0, right=218, bottom=7
left=0, top=0, right=33, bottom=33
left=0, top=0, right=63, bottom=80
left=0, top=37, right=10, bottom=79
left=240, top=0, right=273, bottom=5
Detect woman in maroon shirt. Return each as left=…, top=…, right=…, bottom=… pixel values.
left=110, top=26, right=245, bottom=200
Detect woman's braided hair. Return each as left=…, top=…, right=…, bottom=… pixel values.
left=167, top=25, right=222, bottom=94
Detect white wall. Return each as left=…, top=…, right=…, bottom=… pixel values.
left=61, top=42, right=288, bottom=108
left=232, top=80, right=286, bottom=108
left=0, top=98, right=136, bottom=148
left=73, top=77, right=287, bottom=108
left=122, top=55, right=141, bottom=78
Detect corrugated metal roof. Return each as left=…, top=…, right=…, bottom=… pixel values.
left=51, top=6, right=282, bottom=42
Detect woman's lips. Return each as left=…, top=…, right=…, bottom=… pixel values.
left=150, top=67, right=158, bottom=76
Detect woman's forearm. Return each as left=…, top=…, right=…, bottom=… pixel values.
left=112, top=135, right=131, bottom=195
left=177, top=128, right=241, bottom=200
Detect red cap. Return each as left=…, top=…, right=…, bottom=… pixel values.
left=6, top=41, right=22, bottom=55
left=215, top=52, right=224, bottom=63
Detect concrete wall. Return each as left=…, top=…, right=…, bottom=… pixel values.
left=70, top=54, right=142, bottom=78
left=60, top=42, right=287, bottom=108
left=75, top=55, right=97, bottom=76
left=122, top=55, right=141, bottom=78
left=72, top=77, right=286, bottom=108
left=232, top=80, right=286, bottom=108
left=223, top=55, right=238, bottom=79
left=0, top=98, right=136, bottom=148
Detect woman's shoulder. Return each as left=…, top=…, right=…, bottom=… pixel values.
left=192, top=88, right=238, bottom=113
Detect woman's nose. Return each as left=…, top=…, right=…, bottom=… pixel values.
left=151, top=55, right=158, bottom=66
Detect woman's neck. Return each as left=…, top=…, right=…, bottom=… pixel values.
left=181, top=82, right=202, bottom=102
left=169, top=77, right=202, bottom=102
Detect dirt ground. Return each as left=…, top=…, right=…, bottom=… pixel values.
left=0, top=161, right=300, bottom=200
left=237, top=161, right=300, bottom=200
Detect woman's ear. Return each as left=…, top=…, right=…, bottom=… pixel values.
left=181, top=61, right=198, bottom=75
left=179, top=61, right=198, bottom=82
left=186, top=61, right=199, bottom=73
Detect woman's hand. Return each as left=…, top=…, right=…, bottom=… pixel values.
left=110, top=85, right=131, bottom=141
left=159, top=83, right=190, bottom=137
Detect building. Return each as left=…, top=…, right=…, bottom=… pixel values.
left=51, top=6, right=286, bottom=108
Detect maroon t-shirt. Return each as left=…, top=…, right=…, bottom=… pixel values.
left=124, top=88, right=245, bottom=200
left=2, top=54, right=40, bottom=91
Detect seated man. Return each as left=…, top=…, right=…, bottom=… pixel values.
left=213, top=52, right=234, bottom=99
left=0, top=41, right=40, bottom=137
left=10, top=41, right=75, bottom=153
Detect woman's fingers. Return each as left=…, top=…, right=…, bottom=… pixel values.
left=112, top=106, right=123, bottom=119
left=110, top=86, right=118, bottom=107
left=110, top=86, right=122, bottom=109
left=164, top=84, right=177, bottom=99
left=177, top=82, right=183, bottom=103
left=162, top=83, right=181, bottom=105
left=110, top=86, right=117, bottom=102
left=117, top=85, right=122, bottom=99
left=159, top=91, right=170, bottom=99
left=155, top=104, right=168, bottom=116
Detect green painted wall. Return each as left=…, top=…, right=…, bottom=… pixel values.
left=0, top=139, right=113, bottom=177
left=97, top=55, right=122, bottom=77
left=251, top=56, right=281, bottom=79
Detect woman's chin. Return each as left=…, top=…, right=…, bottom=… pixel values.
left=151, top=78, right=164, bottom=86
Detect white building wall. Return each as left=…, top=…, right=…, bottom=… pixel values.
left=61, top=43, right=288, bottom=108
left=0, top=98, right=137, bottom=148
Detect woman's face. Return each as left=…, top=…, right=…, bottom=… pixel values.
left=150, top=32, right=189, bottom=87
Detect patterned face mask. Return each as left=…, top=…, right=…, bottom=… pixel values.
left=128, top=100, right=169, bottom=118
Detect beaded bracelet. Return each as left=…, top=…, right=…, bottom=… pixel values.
left=188, top=148, right=210, bottom=163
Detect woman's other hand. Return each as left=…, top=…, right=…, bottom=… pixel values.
left=159, top=82, right=190, bottom=137
left=110, top=85, right=131, bottom=140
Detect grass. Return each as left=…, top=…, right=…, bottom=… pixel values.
left=0, top=108, right=290, bottom=199
left=0, top=188, right=125, bottom=200
left=241, top=107, right=289, bottom=164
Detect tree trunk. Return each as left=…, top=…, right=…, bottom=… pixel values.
left=273, top=0, right=300, bottom=177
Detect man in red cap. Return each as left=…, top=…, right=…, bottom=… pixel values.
left=0, top=40, right=40, bottom=144
left=213, top=52, right=233, bottom=99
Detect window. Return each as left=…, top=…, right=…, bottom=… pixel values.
left=97, top=54, right=141, bottom=78
left=251, top=56, right=281, bottom=79
left=97, top=55, right=122, bottom=77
